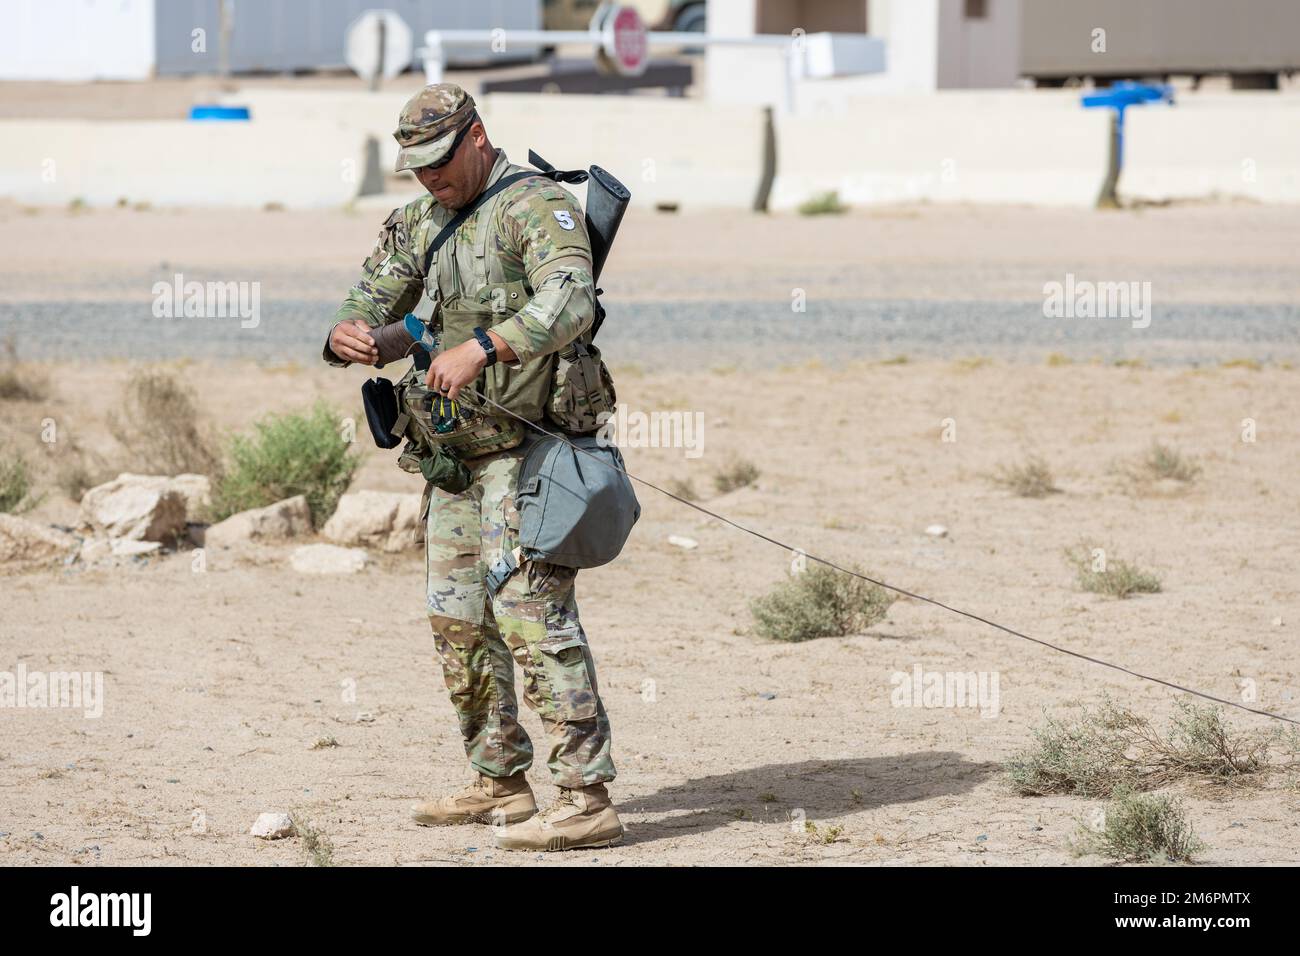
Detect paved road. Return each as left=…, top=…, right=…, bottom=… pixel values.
left=3, top=298, right=1297, bottom=367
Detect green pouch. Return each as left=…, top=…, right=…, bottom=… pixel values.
left=546, top=340, right=617, bottom=434
left=396, top=439, right=425, bottom=475
left=419, top=445, right=473, bottom=494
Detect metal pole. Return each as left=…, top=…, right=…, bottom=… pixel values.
left=218, top=0, right=233, bottom=88
left=370, top=16, right=386, bottom=92
left=417, top=29, right=884, bottom=106
left=424, top=33, right=444, bottom=84
left=1096, top=108, right=1122, bottom=209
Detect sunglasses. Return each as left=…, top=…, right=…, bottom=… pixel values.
left=422, top=112, right=478, bottom=171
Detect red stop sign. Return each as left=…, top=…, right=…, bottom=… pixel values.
left=605, top=5, right=648, bottom=76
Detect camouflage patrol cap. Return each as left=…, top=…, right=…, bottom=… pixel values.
left=392, top=83, right=479, bottom=172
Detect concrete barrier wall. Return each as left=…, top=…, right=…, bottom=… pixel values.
left=771, top=90, right=1300, bottom=209
left=1122, top=94, right=1300, bottom=204
left=3, top=89, right=1297, bottom=210
left=478, top=94, right=771, bottom=212
left=0, top=121, right=368, bottom=208
left=771, top=91, right=1111, bottom=209
left=217, top=89, right=410, bottom=175
left=216, top=89, right=772, bottom=211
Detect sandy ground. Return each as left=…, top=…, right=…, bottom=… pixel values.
left=1, top=199, right=1299, bottom=867
left=3, top=199, right=1299, bottom=307
left=2, top=354, right=1299, bottom=866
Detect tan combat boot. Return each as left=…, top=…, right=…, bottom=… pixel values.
left=410, top=772, right=537, bottom=827
left=494, top=783, right=624, bottom=852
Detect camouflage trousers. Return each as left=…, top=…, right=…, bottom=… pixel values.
left=424, top=440, right=615, bottom=788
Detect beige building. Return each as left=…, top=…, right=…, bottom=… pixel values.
left=706, top=0, right=1300, bottom=104
left=1020, top=0, right=1300, bottom=88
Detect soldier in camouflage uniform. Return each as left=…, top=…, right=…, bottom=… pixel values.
left=324, top=84, right=622, bottom=852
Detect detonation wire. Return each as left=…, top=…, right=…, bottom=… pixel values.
left=463, top=386, right=1299, bottom=728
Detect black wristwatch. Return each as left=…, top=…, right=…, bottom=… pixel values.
left=472, top=326, right=497, bottom=367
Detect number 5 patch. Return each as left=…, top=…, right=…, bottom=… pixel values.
left=552, top=210, right=575, bottom=230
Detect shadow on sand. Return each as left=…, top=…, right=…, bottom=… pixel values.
left=618, top=752, right=1000, bottom=845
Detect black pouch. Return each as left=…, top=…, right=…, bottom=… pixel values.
left=361, top=377, right=403, bottom=449
left=419, top=445, right=473, bottom=494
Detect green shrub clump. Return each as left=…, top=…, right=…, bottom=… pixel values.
left=211, top=403, right=358, bottom=527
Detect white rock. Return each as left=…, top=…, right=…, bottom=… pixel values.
left=249, top=812, right=295, bottom=840
left=323, top=490, right=422, bottom=553
left=101, top=473, right=210, bottom=522
left=290, top=543, right=368, bottom=575
left=76, top=536, right=161, bottom=565
left=0, top=514, right=77, bottom=566
left=77, top=536, right=114, bottom=564
left=925, top=524, right=949, bottom=538
left=79, top=474, right=186, bottom=542
left=667, top=535, right=699, bottom=550
left=110, top=538, right=162, bottom=557
left=167, top=474, right=212, bottom=523
left=203, top=495, right=312, bottom=549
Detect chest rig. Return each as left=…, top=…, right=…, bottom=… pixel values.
left=378, top=153, right=628, bottom=480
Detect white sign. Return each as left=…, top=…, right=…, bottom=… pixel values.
left=346, top=9, right=413, bottom=82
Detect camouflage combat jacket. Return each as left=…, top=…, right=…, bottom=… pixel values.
left=325, top=149, right=598, bottom=427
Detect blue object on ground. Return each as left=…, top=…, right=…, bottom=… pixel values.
left=189, top=105, right=251, bottom=121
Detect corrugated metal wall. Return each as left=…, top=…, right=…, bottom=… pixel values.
left=154, top=0, right=542, bottom=75
left=1021, top=0, right=1300, bottom=77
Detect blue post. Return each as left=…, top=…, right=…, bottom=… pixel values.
left=1080, top=83, right=1172, bottom=208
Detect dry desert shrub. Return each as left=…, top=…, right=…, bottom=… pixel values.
left=1064, top=543, right=1162, bottom=599
left=108, top=369, right=221, bottom=478
left=0, top=449, right=40, bottom=513
left=289, top=812, right=334, bottom=867
left=49, top=435, right=119, bottom=502
left=803, top=820, right=845, bottom=845
left=665, top=476, right=699, bottom=501
left=751, top=562, right=895, bottom=643
left=1006, top=697, right=1145, bottom=798
left=797, top=190, right=847, bottom=215
left=1007, top=698, right=1278, bottom=799
left=1140, top=441, right=1202, bottom=482
left=0, top=336, right=45, bottom=402
left=713, top=457, right=759, bottom=494
left=1072, top=790, right=1203, bottom=863
left=1116, top=441, right=1202, bottom=491
left=991, top=456, right=1061, bottom=498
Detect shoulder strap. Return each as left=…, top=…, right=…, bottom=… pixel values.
left=527, top=150, right=589, bottom=186
left=421, top=171, right=536, bottom=276
left=415, top=152, right=600, bottom=368
left=420, top=152, right=590, bottom=278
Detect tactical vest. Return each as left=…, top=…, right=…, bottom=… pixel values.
left=392, top=168, right=616, bottom=466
